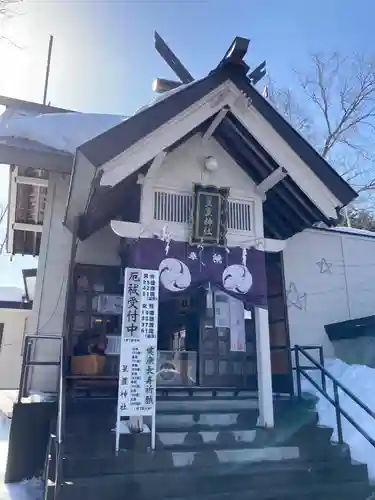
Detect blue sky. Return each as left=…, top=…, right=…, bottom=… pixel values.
left=0, top=0, right=375, bottom=288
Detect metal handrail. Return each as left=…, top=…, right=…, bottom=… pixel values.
left=294, top=345, right=375, bottom=448
left=18, top=335, right=63, bottom=403
left=271, top=344, right=327, bottom=393
left=57, top=339, right=65, bottom=445
left=17, top=334, right=67, bottom=500
left=54, top=338, right=67, bottom=500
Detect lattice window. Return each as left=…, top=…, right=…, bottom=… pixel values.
left=153, top=190, right=253, bottom=231
left=227, top=200, right=252, bottom=232
left=154, top=191, right=192, bottom=224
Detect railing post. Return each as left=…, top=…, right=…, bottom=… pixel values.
left=18, top=338, right=32, bottom=402
left=333, top=382, right=344, bottom=444
left=295, top=346, right=302, bottom=400
left=318, top=346, right=327, bottom=393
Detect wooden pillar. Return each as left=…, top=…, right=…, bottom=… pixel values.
left=254, top=306, right=274, bottom=428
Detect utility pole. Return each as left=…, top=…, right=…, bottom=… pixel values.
left=43, top=35, right=54, bottom=106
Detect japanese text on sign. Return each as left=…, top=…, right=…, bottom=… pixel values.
left=190, top=184, right=229, bottom=246
left=117, top=269, right=159, bottom=417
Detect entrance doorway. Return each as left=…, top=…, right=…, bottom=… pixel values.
left=199, top=287, right=256, bottom=388
left=157, top=287, right=256, bottom=389
left=157, top=290, right=201, bottom=386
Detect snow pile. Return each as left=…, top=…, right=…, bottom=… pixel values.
left=302, top=358, right=375, bottom=480
left=0, top=477, right=43, bottom=500
left=0, top=112, right=126, bottom=154
left=0, top=415, right=43, bottom=499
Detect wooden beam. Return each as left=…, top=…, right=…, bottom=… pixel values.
left=202, top=108, right=229, bottom=143
left=0, top=95, right=72, bottom=114
left=6, top=166, right=17, bottom=255
left=0, top=141, right=73, bottom=174
left=154, top=32, right=194, bottom=84
left=223, top=37, right=250, bottom=65
left=13, top=222, right=43, bottom=232
left=255, top=167, right=287, bottom=197
left=248, top=61, right=267, bottom=85
left=16, top=176, right=49, bottom=188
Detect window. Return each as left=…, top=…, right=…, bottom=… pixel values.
left=154, top=190, right=192, bottom=224
left=153, top=189, right=253, bottom=231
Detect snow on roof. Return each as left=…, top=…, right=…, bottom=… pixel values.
left=0, top=111, right=127, bottom=154
left=135, top=82, right=193, bottom=114
left=329, top=226, right=375, bottom=238
left=0, top=286, right=24, bottom=302
left=0, top=83, right=194, bottom=155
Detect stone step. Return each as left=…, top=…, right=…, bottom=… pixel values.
left=152, top=441, right=350, bottom=464
left=155, top=409, right=258, bottom=429
left=156, top=429, right=257, bottom=447
left=163, top=481, right=373, bottom=500
left=58, top=450, right=355, bottom=480
left=156, top=389, right=259, bottom=399
left=156, top=398, right=259, bottom=413
left=154, top=424, right=337, bottom=452
left=46, top=464, right=371, bottom=500
left=161, top=444, right=348, bottom=466
left=167, top=446, right=301, bottom=466
left=57, top=432, right=348, bottom=479
left=64, top=410, right=260, bottom=437
left=62, top=416, right=336, bottom=461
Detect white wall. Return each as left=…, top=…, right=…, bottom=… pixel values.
left=284, top=228, right=375, bottom=358
left=29, top=173, right=121, bottom=393
left=27, top=135, right=264, bottom=393
left=0, top=309, right=31, bottom=389
left=141, top=134, right=264, bottom=245
left=76, top=225, right=120, bottom=266
left=28, top=172, right=73, bottom=392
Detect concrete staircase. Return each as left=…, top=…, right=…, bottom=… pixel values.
left=45, top=391, right=374, bottom=500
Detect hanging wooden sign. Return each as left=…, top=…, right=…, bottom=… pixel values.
left=190, top=184, right=229, bottom=246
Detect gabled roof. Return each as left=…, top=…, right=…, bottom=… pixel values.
left=229, top=72, right=357, bottom=207
left=79, top=63, right=356, bottom=208
left=79, top=71, right=227, bottom=167
left=73, top=61, right=357, bottom=241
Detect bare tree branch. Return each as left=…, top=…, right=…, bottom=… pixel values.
left=269, top=52, right=375, bottom=211
left=0, top=0, right=22, bottom=15
left=0, top=0, right=23, bottom=46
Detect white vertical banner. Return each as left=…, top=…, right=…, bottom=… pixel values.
left=115, top=268, right=159, bottom=454
left=229, top=296, right=246, bottom=352
left=214, top=292, right=230, bottom=328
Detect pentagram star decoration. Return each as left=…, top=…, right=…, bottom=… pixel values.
left=286, top=282, right=307, bottom=311
left=316, top=258, right=333, bottom=274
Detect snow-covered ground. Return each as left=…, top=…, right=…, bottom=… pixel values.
left=302, top=358, right=375, bottom=481
left=0, top=417, right=42, bottom=500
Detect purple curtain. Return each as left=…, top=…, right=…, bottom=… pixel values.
left=128, top=238, right=268, bottom=309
